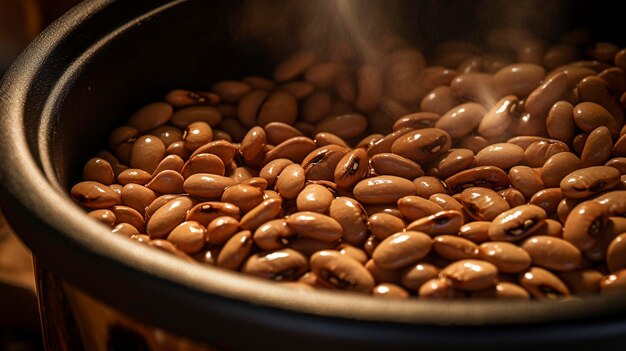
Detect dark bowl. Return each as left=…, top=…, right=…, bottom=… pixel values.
left=1, top=0, right=626, bottom=350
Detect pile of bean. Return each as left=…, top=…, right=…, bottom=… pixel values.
left=70, top=31, right=626, bottom=299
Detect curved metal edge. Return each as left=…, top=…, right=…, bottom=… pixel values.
left=0, top=0, right=626, bottom=343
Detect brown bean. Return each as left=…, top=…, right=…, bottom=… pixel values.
left=146, top=170, right=184, bottom=194
left=600, top=269, right=626, bottom=294
left=581, top=126, right=612, bottom=167
left=546, top=101, right=577, bottom=145
left=111, top=223, right=139, bottom=237
left=301, top=145, right=349, bottom=182
left=87, top=209, right=116, bottom=227
left=211, top=81, right=251, bottom=103
left=239, top=198, right=282, bottom=231
left=275, top=164, right=305, bottom=200
left=352, top=176, right=416, bottom=205
left=221, top=184, right=264, bottom=213
left=166, top=141, right=191, bottom=160
left=573, top=102, right=619, bottom=136
left=146, top=196, right=194, bottom=238
left=334, top=148, right=369, bottom=189
left=420, top=86, right=460, bottom=115
left=127, top=102, right=173, bottom=132
left=521, top=236, right=582, bottom=271
left=450, top=73, right=495, bottom=105
left=508, top=166, right=544, bottom=199
left=445, top=166, right=509, bottom=193
left=130, top=135, right=166, bottom=174
left=439, top=259, right=498, bottom=291
left=428, top=148, right=475, bottom=180
left=391, top=128, right=452, bottom=163
left=412, top=176, right=448, bottom=199
left=435, top=102, right=487, bottom=138
left=264, top=136, right=317, bottom=164
left=368, top=213, right=405, bottom=241
left=121, top=183, right=156, bottom=216
left=82, top=158, right=115, bottom=185
left=524, top=140, right=569, bottom=168
left=277, top=81, right=314, bottom=100
left=329, top=197, right=369, bottom=245
left=460, top=187, right=510, bottom=221
left=493, top=63, right=545, bottom=97
left=459, top=221, right=491, bottom=244
left=372, top=231, right=432, bottom=270
left=367, top=127, right=414, bottom=157
left=315, top=113, right=368, bottom=140
left=406, top=210, right=464, bottom=235
left=478, top=241, right=531, bottom=273
left=397, top=195, right=443, bottom=221
left=372, top=283, right=410, bottom=299
left=314, top=132, right=349, bottom=148
left=242, top=248, right=308, bottom=281
left=433, top=235, right=478, bottom=260
left=392, top=112, right=439, bottom=131
left=488, top=204, right=547, bottom=242
left=401, top=262, right=439, bottom=291
left=183, top=174, right=237, bottom=199
left=273, top=51, right=316, bottom=82
left=370, top=153, right=423, bottom=180
left=144, top=194, right=180, bottom=222
left=217, top=230, right=253, bottom=270
left=71, top=181, right=120, bottom=209
left=541, top=152, right=582, bottom=188
left=167, top=221, right=207, bottom=254
left=310, top=250, right=374, bottom=293
left=558, top=269, right=603, bottom=294
left=185, top=201, right=240, bottom=226
left=498, top=188, right=527, bottom=208
left=607, top=233, right=626, bottom=272
left=152, top=155, right=184, bottom=176
left=529, top=188, right=563, bottom=215
left=164, top=89, right=221, bottom=107
left=259, top=158, right=293, bottom=188
left=525, top=72, right=568, bottom=118
left=560, top=166, right=621, bottom=199
left=170, top=106, right=222, bottom=129
left=594, top=191, right=626, bottom=216
left=338, top=244, right=368, bottom=265
left=301, top=92, right=332, bottom=123
left=598, top=67, right=626, bottom=96
left=519, top=266, right=570, bottom=299
left=577, top=76, right=624, bottom=126
left=418, top=278, right=461, bottom=299
left=206, top=216, right=240, bottom=246
left=478, top=96, right=520, bottom=139
left=181, top=153, right=225, bottom=178
left=286, top=211, right=342, bottom=242
left=475, top=143, right=524, bottom=170
left=252, top=219, right=295, bottom=251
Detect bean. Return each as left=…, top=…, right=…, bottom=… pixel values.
left=264, top=136, right=317, bottom=164
left=186, top=202, right=241, bottom=226
left=310, top=250, right=374, bottom=293
left=475, top=143, right=524, bottom=170
left=478, top=95, right=519, bottom=138
left=87, top=209, right=116, bottom=227
left=524, top=140, right=569, bottom=168
left=146, top=196, right=194, bottom=238
left=478, top=241, right=531, bottom=273
left=498, top=188, right=528, bottom=208
left=607, top=233, right=626, bottom=272
left=488, top=204, right=547, bottom=242
left=82, top=158, right=115, bottom=185
left=427, top=148, right=475, bottom=180
left=600, top=269, right=626, bottom=294
left=401, top=263, right=440, bottom=291
left=368, top=213, right=405, bottom=240
left=111, top=223, right=139, bottom=237
left=242, top=249, right=308, bottom=281
left=71, top=181, right=120, bottom=209
left=525, top=72, right=568, bottom=118
left=432, top=235, right=478, bottom=261
left=418, top=278, right=462, bottom=299
left=181, top=153, right=225, bottom=178
left=392, top=112, right=440, bottom=131
left=560, top=166, right=620, bottom=199
left=519, top=266, right=570, bottom=299
left=329, top=197, right=369, bottom=245
left=259, top=158, right=293, bottom=188
left=121, top=183, right=156, bottom=216
left=397, top=196, right=443, bottom=221
left=285, top=212, right=342, bottom=243
left=367, top=127, right=413, bottom=157
left=206, top=216, right=240, bottom=246
left=435, top=102, right=487, bottom=138
left=338, top=244, right=368, bottom=265
left=460, top=187, right=510, bottom=221
left=302, top=92, right=332, bottom=123
left=541, top=152, right=582, bottom=188
left=167, top=221, right=207, bottom=254
left=407, top=210, right=464, bottom=235
left=190, top=140, right=237, bottom=164
left=563, top=201, right=609, bottom=251
left=391, top=128, right=452, bottom=163
left=239, top=198, right=282, bottom=231
left=529, top=188, right=563, bottom=215
left=164, top=89, right=220, bottom=108
left=412, top=176, right=448, bottom=199
left=183, top=174, right=238, bottom=199
left=445, top=166, right=509, bottom=193
left=315, top=113, right=368, bottom=140
left=211, top=81, right=251, bottom=103
left=353, top=176, right=416, bottom=205
left=302, top=145, right=349, bottom=182
left=222, top=184, right=264, bottom=213
left=558, top=269, right=603, bottom=294
left=459, top=221, right=491, bottom=244
left=146, top=170, right=184, bottom=194
left=493, top=63, right=545, bottom=97
left=170, top=106, right=222, bottom=129
left=546, top=101, right=576, bottom=145
left=573, top=102, right=619, bottom=136
left=296, top=184, right=334, bottom=213
left=521, top=236, right=582, bottom=271
left=439, top=259, right=498, bottom=291
left=508, top=166, right=544, bottom=199
left=370, top=153, right=423, bottom=180
left=372, top=231, right=432, bottom=270
left=217, top=230, right=253, bottom=270
left=152, top=155, right=184, bottom=176
left=580, top=126, right=612, bottom=167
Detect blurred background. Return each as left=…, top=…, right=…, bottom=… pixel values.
left=1, top=1, right=81, bottom=349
